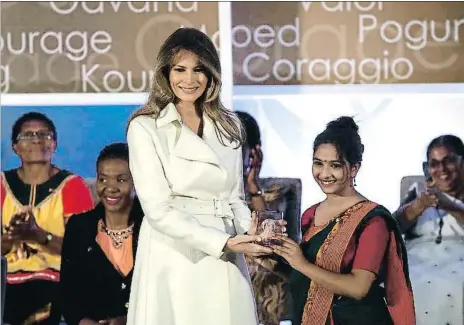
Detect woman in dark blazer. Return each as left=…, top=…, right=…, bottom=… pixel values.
left=60, top=143, right=144, bottom=325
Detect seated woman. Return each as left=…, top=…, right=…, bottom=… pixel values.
left=393, top=134, right=464, bottom=325
left=1, top=112, right=94, bottom=325
left=60, top=143, right=144, bottom=325
left=237, top=111, right=293, bottom=325
left=272, top=117, right=415, bottom=325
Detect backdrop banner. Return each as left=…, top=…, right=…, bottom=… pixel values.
left=231, top=1, right=464, bottom=85
left=1, top=1, right=219, bottom=93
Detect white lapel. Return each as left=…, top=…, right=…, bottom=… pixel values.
left=173, top=122, right=222, bottom=167
left=156, top=102, right=182, bottom=127
left=158, top=103, right=223, bottom=168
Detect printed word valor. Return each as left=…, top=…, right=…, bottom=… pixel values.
left=301, top=1, right=383, bottom=12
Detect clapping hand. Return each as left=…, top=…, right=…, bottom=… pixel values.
left=5, top=206, right=41, bottom=242
left=417, top=182, right=439, bottom=210
left=246, top=145, right=263, bottom=192
left=437, top=191, right=464, bottom=212
left=422, top=181, right=463, bottom=212
left=2, top=206, right=43, bottom=257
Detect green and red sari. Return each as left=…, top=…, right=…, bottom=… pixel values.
left=289, top=201, right=415, bottom=325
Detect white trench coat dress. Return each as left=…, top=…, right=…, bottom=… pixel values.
left=126, top=103, right=258, bottom=325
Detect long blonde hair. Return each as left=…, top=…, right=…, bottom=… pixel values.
left=127, top=27, right=244, bottom=147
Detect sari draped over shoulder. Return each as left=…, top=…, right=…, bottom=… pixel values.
left=289, top=201, right=416, bottom=325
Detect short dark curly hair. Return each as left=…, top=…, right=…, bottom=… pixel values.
left=96, top=143, right=129, bottom=169
left=11, top=112, right=57, bottom=144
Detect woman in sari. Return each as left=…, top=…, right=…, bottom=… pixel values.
left=272, top=116, right=415, bottom=325
left=393, top=134, right=464, bottom=325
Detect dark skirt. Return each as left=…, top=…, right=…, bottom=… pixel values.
left=331, top=286, right=393, bottom=325
left=4, top=280, right=61, bottom=325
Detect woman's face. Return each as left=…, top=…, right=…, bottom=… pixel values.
left=169, top=50, right=208, bottom=104
left=312, top=143, right=358, bottom=195
left=427, top=145, right=462, bottom=193
left=13, top=120, right=56, bottom=164
left=96, top=158, right=134, bottom=214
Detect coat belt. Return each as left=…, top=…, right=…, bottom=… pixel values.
left=169, top=197, right=234, bottom=219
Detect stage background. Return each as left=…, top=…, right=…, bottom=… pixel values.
left=3, top=85, right=464, bottom=212
left=2, top=1, right=464, bottom=212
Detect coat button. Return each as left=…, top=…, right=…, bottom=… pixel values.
left=121, top=283, right=126, bottom=289
left=125, top=302, right=129, bottom=308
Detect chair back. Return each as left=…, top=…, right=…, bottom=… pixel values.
left=260, top=177, right=302, bottom=242
left=1, top=256, right=6, bottom=324
left=400, top=175, right=425, bottom=204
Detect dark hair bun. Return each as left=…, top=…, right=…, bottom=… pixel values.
left=326, top=116, right=359, bottom=133
left=313, top=116, right=364, bottom=165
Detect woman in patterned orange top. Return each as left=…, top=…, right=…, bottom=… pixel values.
left=271, top=116, right=415, bottom=325
left=60, top=143, right=144, bottom=325
left=1, top=112, right=94, bottom=325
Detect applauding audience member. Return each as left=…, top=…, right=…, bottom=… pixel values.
left=1, top=112, right=94, bottom=325
left=394, top=134, right=464, bottom=325
left=237, top=111, right=293, bottom=325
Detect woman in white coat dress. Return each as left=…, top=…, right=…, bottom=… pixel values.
left=125, top=28, right=276, bottom=325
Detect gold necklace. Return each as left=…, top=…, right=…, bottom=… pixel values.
left=98, top=219, right=134, bottom=249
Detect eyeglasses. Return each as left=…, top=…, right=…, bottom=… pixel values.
left=427, top=153, right=462, bottom=169
left=16, top=131, right=54, bottom=142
